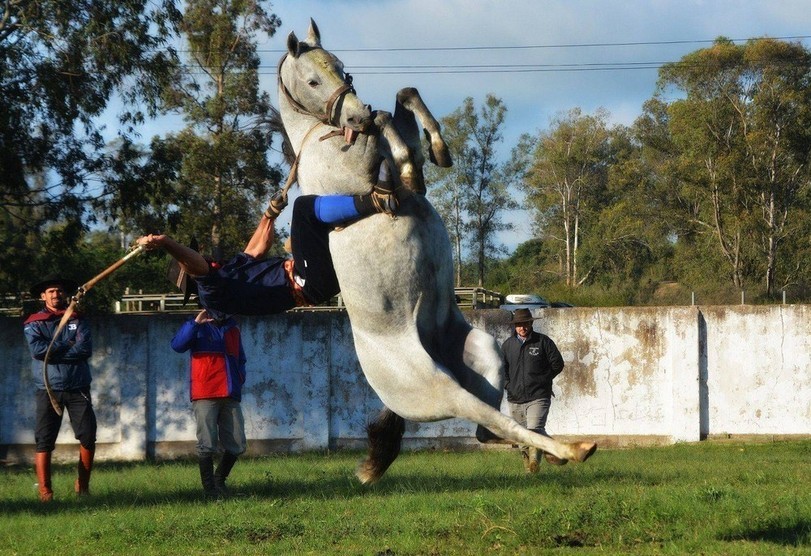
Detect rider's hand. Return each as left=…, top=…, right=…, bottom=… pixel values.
left=264, top=191, right=288, bottom=219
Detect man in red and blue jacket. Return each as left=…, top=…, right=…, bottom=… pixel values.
left=171, top=309, right=247, bottom=497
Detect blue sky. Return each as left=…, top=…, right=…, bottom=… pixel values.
left=131, top=0, right=811, bottom=251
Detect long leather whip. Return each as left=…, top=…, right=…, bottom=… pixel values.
left=42, top=245, right=145, bottom=415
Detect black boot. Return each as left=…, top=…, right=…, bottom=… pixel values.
left=214, top=452, right=238, bottom=497
left=198, top=455, right=217, bottom=497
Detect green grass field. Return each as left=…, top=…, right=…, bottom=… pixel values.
left=2, top=441, right=810, bottom=555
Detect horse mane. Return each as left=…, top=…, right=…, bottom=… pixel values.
left=268, top=106, right=296, bottom=167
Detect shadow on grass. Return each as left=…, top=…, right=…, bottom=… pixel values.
left=720, top=519, right=811, bottom=546
left=0, top=453, right=666, bottom=517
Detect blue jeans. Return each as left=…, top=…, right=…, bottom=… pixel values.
left=193, top=398, right=246, bottom=457
left=509, top=398, right=552, bottom=453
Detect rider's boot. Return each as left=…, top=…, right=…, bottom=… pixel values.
left=353, top=161, right=402, bottom=218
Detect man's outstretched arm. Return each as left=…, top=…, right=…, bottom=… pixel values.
left=136, top=234, right=210, bottom=277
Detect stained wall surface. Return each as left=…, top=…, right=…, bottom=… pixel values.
left=1, top=305, right=808, bottom=462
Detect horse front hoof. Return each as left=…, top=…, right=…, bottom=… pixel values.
left=429, top=139, right=452, bottom=168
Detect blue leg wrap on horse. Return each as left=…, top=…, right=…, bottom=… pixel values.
left=314, top=195, right=360, bottom=225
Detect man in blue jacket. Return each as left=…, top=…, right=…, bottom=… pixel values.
left=171, top=309, right=247, bottom=498
left=501, top=308, right=566, bottom=473
left=24, top=274, right=96, bottom=501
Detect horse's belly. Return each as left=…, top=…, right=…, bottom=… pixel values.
left=328, top=198, right=455, bottom=326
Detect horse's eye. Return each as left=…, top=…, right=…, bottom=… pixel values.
left=307, top=79, right=318, bottom=88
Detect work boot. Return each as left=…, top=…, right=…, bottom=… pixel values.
left=527, top=447, right=541, bottom=474
left=264, top=190, right=288, bottom=219
left=198, top=455, right=217, bottom=497
left=213, top=452, right=239, bottom=498
left=75, top=445, right=94, bottom=496
left=35, top=451, right=53, bottom=502
left=520, top=450, right=532, bottom=474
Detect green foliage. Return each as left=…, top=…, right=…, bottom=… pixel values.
left=0, top=0, right=181, bottom=237
left=155, top=0, right=284, bottom=257
left=656, top=37, right=811, bottom=296
left=427, top=94, right=518, bottom=287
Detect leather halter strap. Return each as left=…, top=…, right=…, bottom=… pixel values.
left=277, top=52, right=355, bottom=128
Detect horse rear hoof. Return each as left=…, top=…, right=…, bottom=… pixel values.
left=355, top=460, right=381, bottom=485
left=573, top=442, right=597, bottom=463
left=543, top=452, right=568, bottom=466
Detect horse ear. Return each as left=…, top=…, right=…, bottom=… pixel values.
left=307, top=18, right=321, bottom=47
left=287, top=31, right=300, bottom=57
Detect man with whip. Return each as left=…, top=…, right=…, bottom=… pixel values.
left=23, top=246, right=144, bottom=502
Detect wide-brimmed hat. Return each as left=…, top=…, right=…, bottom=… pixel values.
left=30, top=274, right=78, bottom=297
left=508, top=308, right=540, bottom=324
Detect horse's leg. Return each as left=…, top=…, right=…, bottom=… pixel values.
left=441, top=317, right=505, bottom=443
left=373, top=111, right=422, bottom=194
left=357, top=334, right=596, bottom=466
left=453, top=392, right=597, bottom=463
left=355, top=407, right=406, bottom=485
left=395, top=87, right=452, bottom=168
left=446, top=320, right=586, bottom=463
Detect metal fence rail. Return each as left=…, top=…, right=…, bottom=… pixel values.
left=1, top=287, right=506, bottom=316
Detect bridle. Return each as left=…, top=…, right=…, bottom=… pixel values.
left=277, top=51, right=356, bottom=129
left=276, top=50, right=360, bottom=197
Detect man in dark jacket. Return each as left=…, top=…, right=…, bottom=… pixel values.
left=501, top=308, right=566, bottom=473
left=24, top=274, right=97, bottom=501
left=136, top=189, right=398, bottom=318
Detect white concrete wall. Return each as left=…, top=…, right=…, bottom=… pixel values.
left=1, top=305, right=808, bottom=463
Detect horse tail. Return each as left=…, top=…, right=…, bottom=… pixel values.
left=355, top=407, right=405, bottom=485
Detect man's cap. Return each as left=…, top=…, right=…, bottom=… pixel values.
left=30, top=274, right=78, bottom=297
left=509, top=308, right=540, bottom=324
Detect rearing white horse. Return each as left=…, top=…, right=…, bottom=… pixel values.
left=277, top=20, right=596, bottom=483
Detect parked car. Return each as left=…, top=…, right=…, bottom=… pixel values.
left=499, top=293, right=550, bottom=311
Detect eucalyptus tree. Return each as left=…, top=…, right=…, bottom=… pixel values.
left=0, top=0, right=181, bottom=291
left=519, top=108, right=613, bottom=288
left=159, top=0, right=282, bottom=257
left=656, top=37, right=811, bottom=296
left=428, top=95, right=517, bottom=287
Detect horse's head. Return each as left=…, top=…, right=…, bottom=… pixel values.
left=278, top=19, right=372, bottom=137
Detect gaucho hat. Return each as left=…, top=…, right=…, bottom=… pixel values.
left=508, top=308, right=540, bottom=324
left=30, top=274, right=78, bottom=297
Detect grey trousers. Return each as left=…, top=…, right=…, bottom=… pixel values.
left=509, top=397, right=552, bottom=452
left=193, top=398, right=247, bottom=457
